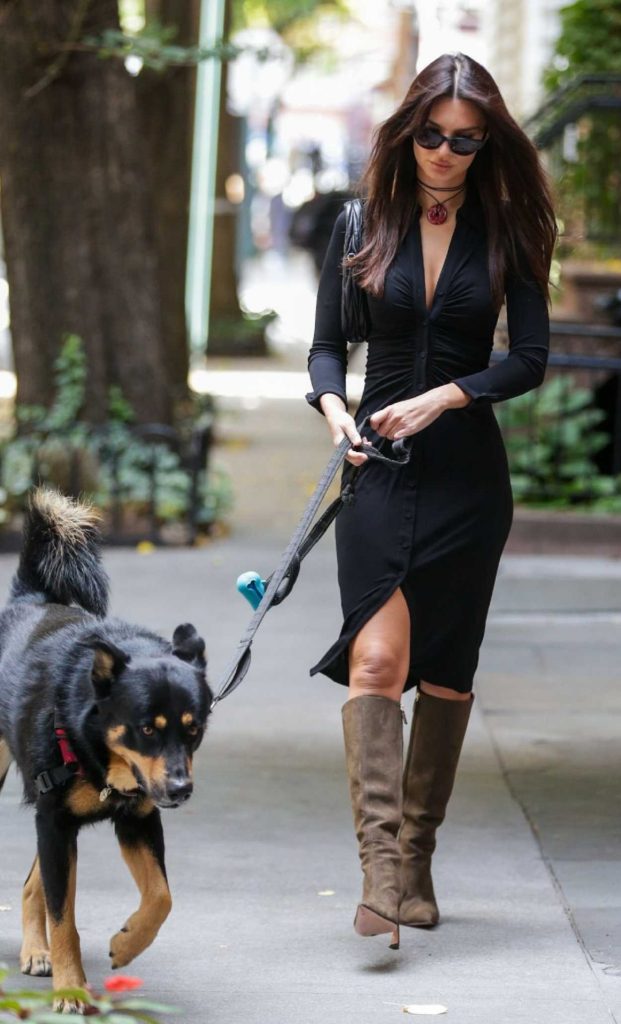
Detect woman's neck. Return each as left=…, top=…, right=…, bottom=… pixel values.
left=416, top=179, right=467, bottom=218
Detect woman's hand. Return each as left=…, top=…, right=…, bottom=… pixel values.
left=370, top=383, right=471, bottom=440
left=319, top=394, right=370, bottom=466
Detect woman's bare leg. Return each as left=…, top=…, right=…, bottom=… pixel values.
left=420, top=681, right=472, bottom=701
left=348, top=588, right=410, bottom=702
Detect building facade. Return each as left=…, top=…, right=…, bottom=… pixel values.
left=485, top=0, right=565, bottom=120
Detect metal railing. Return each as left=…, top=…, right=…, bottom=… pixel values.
left=23, top=418, right=215, bottom=546
left=524, top=72, right=621, bottom=147
left=498, top=319, right=621, bottom=475
left=493, top=328, right=621, bottom=501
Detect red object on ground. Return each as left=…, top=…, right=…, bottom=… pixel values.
left=104, top=975, right=144, bottom=992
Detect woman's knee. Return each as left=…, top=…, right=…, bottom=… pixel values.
left=349, top=643, right=407, bottom=693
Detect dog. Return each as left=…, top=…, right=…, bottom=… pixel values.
left=0, top=488, right=211, bottom=1011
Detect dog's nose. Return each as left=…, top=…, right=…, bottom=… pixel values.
left=166, top=778, right=193, bottom=803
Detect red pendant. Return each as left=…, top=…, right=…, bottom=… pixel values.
left=427, top=202, right=448, bottom=225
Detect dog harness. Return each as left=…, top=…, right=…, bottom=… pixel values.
left=34, top=713, right=85, bottom=795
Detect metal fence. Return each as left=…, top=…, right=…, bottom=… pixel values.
left=13, top=417, right=216, bottom=547
left=492, top=321, right=621, bottom=506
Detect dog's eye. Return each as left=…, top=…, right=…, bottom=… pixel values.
left=142, top=725, right=154, bottom=736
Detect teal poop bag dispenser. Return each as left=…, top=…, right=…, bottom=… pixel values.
left=236, top=571, right=267, bottom=609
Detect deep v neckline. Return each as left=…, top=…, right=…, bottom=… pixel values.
left=415, top=214, right=460, bottom=316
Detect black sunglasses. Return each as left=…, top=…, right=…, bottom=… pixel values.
left=414, top=126, right=487, bottom=156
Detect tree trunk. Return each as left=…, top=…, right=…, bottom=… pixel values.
left=208, top=0, right=266, bottom=355
left=0, top=0, right=172, bottom=424
left=138, top=0, right=200, bottom=401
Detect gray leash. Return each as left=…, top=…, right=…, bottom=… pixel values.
left=211, top=418, right=411, bottom=709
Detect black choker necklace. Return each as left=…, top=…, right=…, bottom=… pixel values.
left=417, top=178, right=466, bottom=225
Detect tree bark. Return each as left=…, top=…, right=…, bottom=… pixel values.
left=138, top=0, right=199, bottom=401
left=0, top=0, right=172, bottom=424
left=208, top=0, right=266, bottom=355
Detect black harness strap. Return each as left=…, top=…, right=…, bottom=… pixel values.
left=35, top=763, right=79, bottom=796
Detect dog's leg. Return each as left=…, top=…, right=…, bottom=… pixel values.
left=109, top=807, right=172, bottom=968
left=36, top=809, right=86, bottom=1012
left=20, top=855, right=51, bottom=977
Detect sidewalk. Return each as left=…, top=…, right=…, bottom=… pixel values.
left=2, top=343, right=621, bottom=1021
left=2, top=540, right=620, bottom=1023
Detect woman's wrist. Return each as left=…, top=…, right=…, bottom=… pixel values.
left=319, top=393, right=347, bottom=417
left=435, top=383, right=472, bottom=411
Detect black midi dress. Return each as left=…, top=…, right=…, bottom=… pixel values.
left=306, top=191, right=549, bottom=693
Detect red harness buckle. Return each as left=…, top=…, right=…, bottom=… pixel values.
left=54, top=726, right=85, bottom=777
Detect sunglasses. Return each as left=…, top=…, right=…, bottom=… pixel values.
left=414, top=126, right=488, bottom=156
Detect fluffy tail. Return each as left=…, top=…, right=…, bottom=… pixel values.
left=10, top=488, right=109, bottom=616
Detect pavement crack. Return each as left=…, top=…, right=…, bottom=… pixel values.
left=477, top=693, right=620, bottom=1024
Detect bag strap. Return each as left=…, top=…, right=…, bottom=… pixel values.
left=341, top=198, right=369, bottom=344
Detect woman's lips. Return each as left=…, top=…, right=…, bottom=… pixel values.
left=431, top=160, right=453, bottom=170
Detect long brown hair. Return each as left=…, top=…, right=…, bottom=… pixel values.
left=351, top=52, right=557, bottom=307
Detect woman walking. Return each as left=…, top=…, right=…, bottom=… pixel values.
left=306, top=52, right=556, bottom=949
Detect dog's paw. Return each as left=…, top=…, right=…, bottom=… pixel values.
left=53, top=996, right=86, bottom=1014
left=20, top=948, right=52, bottom=976
left=109, top=924, right=142, bottom=969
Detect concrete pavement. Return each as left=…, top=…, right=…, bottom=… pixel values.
left=1, top=538, right=621, bottom=1022
left=2, top=365, right=621, bottom=1021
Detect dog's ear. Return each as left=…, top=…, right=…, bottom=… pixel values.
left=172, top=623, right=207, bottom=669
left=81, top=636, right=130, bottom=700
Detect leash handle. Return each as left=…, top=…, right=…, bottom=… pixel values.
left=212, top=419, right=412, bottom=709
left=353, top=415, right=412, bottom=467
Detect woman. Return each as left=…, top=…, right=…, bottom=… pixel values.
left=306, top=52, right=556, bottom=950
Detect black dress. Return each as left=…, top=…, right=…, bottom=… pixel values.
left=306, top=192, right=549, bottom=693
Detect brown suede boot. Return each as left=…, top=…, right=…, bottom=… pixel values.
left=341, top=695, right=403, bottom=949
left=399, top=689, right=473, bottom=928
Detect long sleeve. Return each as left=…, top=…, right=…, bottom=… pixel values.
left=306, top=209, right=348, bottom=413
left=453, top=269, right=549, bottom=404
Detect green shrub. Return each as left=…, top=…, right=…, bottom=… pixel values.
left=0, top=336, right=232, bottom=534
left=496, top=374, right=621, bottom=511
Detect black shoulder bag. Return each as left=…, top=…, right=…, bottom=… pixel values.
left=341, top=198, right=370, bottom=344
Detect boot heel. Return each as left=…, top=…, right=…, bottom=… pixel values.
left=354, top=905, right=400, bottom=949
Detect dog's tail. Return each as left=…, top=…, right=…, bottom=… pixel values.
left=0, top=737, right=12, bottom=794
left=10, top=488, right=109, bottom=617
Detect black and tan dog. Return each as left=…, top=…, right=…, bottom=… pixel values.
left=0, top=489, right=211, bottom=1011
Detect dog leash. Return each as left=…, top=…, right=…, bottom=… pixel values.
left=211, top=418, right=412, bottom=709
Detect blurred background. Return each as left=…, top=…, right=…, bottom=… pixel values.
left=0, top=0, right=620, bottom=546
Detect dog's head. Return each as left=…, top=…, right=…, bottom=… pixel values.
left=84, top=625, right=211, bottom=808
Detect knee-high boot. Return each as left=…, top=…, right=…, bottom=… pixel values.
left=399, top=689, right=473, bottom=928
left=341, top=695, right=403, bottom=949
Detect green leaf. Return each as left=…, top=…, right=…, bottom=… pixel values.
left=49, top=985, right=93, bottom=1002
left=97, top=1015, right=139, bottom=1024
left=30, top=1014, right=84, bottom=1024
left=120, top=998, right=180, bottom=1013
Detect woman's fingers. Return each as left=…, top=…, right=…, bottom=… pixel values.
left=329, top=414, right=361, bottom=448
left=344, top=423, right=362, bottom=446
left=369, top=408, right=388, bottom=430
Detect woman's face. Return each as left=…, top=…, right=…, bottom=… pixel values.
left=413, top=97, right=487, bottom=189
